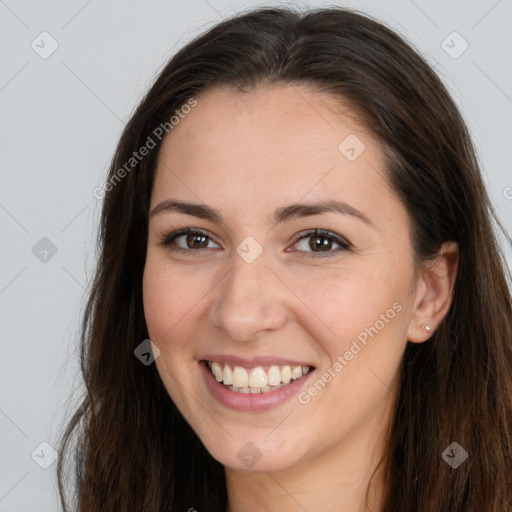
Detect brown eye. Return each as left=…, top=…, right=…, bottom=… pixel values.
left=162, top=228, right=219, bottom=253
left=184, top=233, right=209, bottom=249
left=309, top=235, right=334, bottom=252
left=291, top=229, right=351, bottom=259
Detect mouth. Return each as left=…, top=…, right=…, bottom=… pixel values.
left=202, top=360, right=314, bottom=394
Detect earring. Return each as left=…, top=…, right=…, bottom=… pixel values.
left=421, top=324, right=432, bottom=332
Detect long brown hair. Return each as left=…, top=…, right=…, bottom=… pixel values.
left=57, top=6, right=512, bottom=511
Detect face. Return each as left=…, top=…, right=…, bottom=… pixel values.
left=143, top=85, right=422, bottom=474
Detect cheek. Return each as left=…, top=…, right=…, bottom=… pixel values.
left=292, top=265, right=401, bottom=337
left=142, top=257, right=207, bottom=343
left=287, top=265, right=412, bottom=392
left=143, top=267, right=185, bottom=348
left=142, top=261, right=200, bottom=407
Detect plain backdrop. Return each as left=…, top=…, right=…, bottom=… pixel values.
left=1, top=0, right=511, bottom=510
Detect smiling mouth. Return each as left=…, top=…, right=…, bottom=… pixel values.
left=203, top=360, right=313, bottom=394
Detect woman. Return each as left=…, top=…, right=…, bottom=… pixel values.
left=57, top=5, right=512, bottom=511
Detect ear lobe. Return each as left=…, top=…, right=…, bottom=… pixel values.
left=407, top=241, right=459, bottom=343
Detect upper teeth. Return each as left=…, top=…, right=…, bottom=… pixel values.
left=208, top=361, right=311, bottom=388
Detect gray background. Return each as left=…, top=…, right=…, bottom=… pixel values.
left=1, top=0, right=511, bottom=510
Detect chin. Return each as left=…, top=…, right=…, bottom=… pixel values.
left=200, top=434, right=302, bottom=473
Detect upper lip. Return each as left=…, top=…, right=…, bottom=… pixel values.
left=200, top=354, right=315, bottom=368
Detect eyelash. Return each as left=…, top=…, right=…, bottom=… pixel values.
left=159, top=227, right=352, bottom=259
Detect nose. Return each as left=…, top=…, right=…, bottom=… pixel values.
left=208, top=251, right=289, bottom=342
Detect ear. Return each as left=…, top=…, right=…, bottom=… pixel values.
left=407, top=241, right=459, bottom=343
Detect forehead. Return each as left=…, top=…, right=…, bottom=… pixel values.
left=158, top=84, right=372, bottom=168
left=152, top=84, right=401, bottom=228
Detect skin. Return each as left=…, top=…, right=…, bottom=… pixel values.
left=142, top=84, right=459, bottom=512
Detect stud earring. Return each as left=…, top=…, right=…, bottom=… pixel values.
left=421, top=324, right=432, bottom=332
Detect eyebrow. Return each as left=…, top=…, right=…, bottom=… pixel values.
left=150, top=199, right=375, bottom=227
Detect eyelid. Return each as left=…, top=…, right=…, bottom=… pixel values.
left=291, top=228, right=351, bottom=246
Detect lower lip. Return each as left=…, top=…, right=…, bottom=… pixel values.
left=199, top=360, right=315, bottom=412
